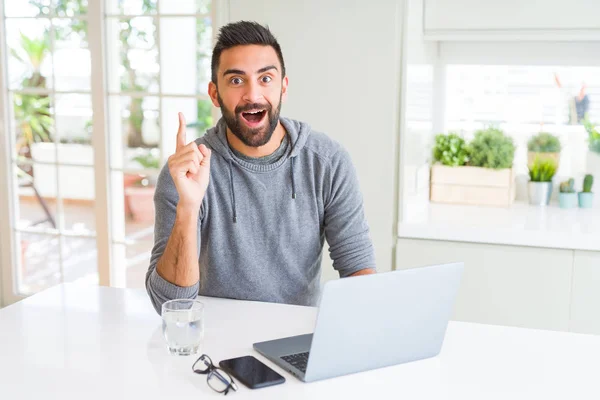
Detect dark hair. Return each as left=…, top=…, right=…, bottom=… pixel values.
left=211, top=21, right=286, bottom=84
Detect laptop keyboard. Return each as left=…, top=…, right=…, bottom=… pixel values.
left=281, top=352, right=310, bottom=373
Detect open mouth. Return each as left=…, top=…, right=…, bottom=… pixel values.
left=240, top=109, right=266, bottom=126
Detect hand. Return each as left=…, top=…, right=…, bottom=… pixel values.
left=167, top=112, right=211, bottom=211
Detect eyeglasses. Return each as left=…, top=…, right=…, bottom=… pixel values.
left=192, top=354, right=238, bottom=395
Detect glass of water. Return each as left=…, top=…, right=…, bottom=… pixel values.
left=161, top=299, right=204, bottom=356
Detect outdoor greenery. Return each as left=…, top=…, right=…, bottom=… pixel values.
left=527, top=132, right=561, bottom=153
left=528, top=157, right=558, bottom=182
left=13, top=0, right=213, bottom=160
left=583, top=119, right=600, bottom=153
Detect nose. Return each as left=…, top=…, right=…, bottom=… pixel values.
left=241, top=80, right=264, bottom=104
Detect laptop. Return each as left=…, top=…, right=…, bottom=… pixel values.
left=253, top=262, right=464, bottom=382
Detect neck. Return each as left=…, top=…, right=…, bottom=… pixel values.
left=226, top=122, right=286, bottom=158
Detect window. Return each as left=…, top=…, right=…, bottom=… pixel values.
left=445, top=65, right=600, bottom=177
left=0, top=0, right=215, bottom=302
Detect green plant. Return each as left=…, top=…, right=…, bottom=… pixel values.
left=528, top=157, right=558, bottom=182
left=469, top=127, right=515, bottom=169
left=432, top=132, right=470, bottom=166
left=14, top=95, right=53, bottom=147
left=583, top=174, right=594, bottom=193
left=559, top=178, right=575, bottom=193
left=10, top=32, right=50, bottom=88
left=132, top=152, right=160, bottom=170
left=583, top=119, right=600, bottom=153
left=527, top=132, right=561, bottom=153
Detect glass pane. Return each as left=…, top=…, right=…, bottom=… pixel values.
left=4, top=1, right=45, bottom=17
left=5, top=19, right=53, bottom=90
left=15, top=163, right=58, bottom=231
left=53, top=18, right=90, bottom=91
left=17, top=232, right=61, bottom=295
left=110, top=180, right=156, bottom=289
left=105, top=17, right=159, bottom=93
left=107, top=96, right=160, bottom=169
left=160, top=16, right=212, bottom=95
left=62, top=236, right=98, bottom=285
left=58, top=165, right=96, bottom=233
left=159, top=0, right=211, bottom=14
left=197, top=16, right=213, bottom=95
left=161, top=97, right=196, bottom=159
left=106, top=0, right=158, bottom=15
left=50, top=0, right=89, bottom=16
left=55, top=93, right=93, bottom=145
left=125, top=223, right=156, bottom=288
left=161, top=97, right=213, bottom=159
left=12, top=92, right=56, bottom=164
left=6, top=0, right=89, bottom=17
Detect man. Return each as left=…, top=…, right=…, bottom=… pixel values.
left=145, top=21, right=376, bottom=314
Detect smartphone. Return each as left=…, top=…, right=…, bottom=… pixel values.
left=219, top=355, right=286, bottom=389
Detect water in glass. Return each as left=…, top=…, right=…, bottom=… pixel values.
left=161, top=299, right=204, bottom=356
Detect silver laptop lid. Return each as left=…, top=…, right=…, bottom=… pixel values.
left=304, top=262, right=464, bottom=382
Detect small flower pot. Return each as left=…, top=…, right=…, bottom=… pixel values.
left=578, top=192, right=594, bottom=208
left=558, top=192, right=578, bottom=209
left=528, top=181, right=553, bottom=206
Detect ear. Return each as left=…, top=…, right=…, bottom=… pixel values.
left=208, top=81, right=220, bottom=108
left=281, top=76, right=289, bottom=102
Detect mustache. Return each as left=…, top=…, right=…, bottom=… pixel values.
left=235, top=103, right=272, bottom=114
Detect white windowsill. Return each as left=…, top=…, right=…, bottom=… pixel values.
left=399, top=197, right=600, bottom=252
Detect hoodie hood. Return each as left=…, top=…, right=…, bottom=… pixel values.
left=199, top=117, right=312, bottom=223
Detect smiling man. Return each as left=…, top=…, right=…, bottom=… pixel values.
left=145, top=21, right=376, bottom=314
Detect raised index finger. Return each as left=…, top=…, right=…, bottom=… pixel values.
left=176, top=112, right=186, bottom=151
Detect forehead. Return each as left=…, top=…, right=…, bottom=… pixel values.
left=218, top=44, right=281, bottom=75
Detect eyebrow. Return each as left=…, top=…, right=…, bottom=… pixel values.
left=223, top=65, right=279, bottom=77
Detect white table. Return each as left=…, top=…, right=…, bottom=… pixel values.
left=1, top=283, right=600, bottom=399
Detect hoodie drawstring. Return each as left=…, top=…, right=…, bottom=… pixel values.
left=290, top=157, right=296, bottom=199
left=228, top=159, right=237, bottom=223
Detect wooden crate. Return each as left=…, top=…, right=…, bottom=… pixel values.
left=430, top=165, right=516, bottom=207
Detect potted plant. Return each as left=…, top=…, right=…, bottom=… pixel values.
left=430, top=127, right=516, bottom=207
left=558, top=178, right=577, bottom=209
left=527, top=156, right=557, bottom=206
left=432, top=132, right=470, bottom=167
left=584, top=119, right=600, bottom=180
left=578, top=174, right=594, bottom=208
left=469, top=126, right=516, bottom=170
left=125, top=151, right=160, bottom=222
left=527, top=132, right=561, bottom=168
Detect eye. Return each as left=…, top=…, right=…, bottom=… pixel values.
left=230, top=77, right=243, bottom=85
left=261, top=76, right=272, bottom=83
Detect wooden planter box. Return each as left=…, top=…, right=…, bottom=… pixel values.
left=430, top=165, right=516, bottom=207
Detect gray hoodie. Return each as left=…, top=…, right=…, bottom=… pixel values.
left=145, top=117, right=376, bottom=314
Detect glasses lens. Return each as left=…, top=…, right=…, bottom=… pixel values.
left=193, top=354, right=212, bottom=373
left=208, top=369, right=233, bottom=393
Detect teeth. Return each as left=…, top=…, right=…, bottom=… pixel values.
left=245, top=110, right=264, bottom=114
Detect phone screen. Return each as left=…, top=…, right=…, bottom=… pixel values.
left=219, top=355, right=285, bottom=389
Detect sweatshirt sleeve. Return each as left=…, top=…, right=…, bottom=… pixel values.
left=145, top=164, right=201, bottom=315
left=323, top=147, right=376, bottom=277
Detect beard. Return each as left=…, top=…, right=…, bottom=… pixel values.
left=217, top=91, right=282, bottom=148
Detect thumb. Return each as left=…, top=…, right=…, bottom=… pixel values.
left=198, top=144, right=211, bottom=167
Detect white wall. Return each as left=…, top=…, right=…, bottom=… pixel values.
left=0, top=246, right=3, bottom=308
left=423, top=0, right=600, bottom=41
left=227, top=0, right=405, bottom=280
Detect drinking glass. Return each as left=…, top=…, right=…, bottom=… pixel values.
left=161, top=299, right=204, bottom=356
